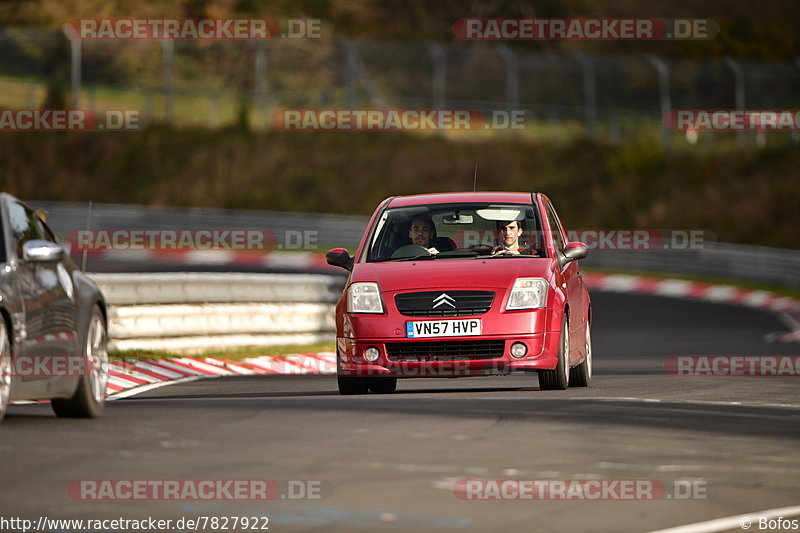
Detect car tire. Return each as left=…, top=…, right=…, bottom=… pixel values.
left=0, top=321, right=11, bottom=423
left=368, top=377, right=397, bottom=393
left=338, top=375, right=369, bottom=395
left=336, top=347, right=369, bottom=395
left=569, top=323, right=592, bottom=387
left=52, top=308, right=108, bottom=418
left=539, top=314, right=570, bottom=390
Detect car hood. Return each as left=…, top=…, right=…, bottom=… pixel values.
left=351, top=258, right=555, bottom=292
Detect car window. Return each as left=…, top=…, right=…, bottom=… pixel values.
left=545, top=202, right=566, bottom=252
left=8, top=201, right=44, bottom=257
left=38, top=218, right=59, bottom=243
left=365, top=202, right=546, bottom=262
left=0, top=205, right=6, bottom=264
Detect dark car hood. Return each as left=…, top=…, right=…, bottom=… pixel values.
left=351, top=258, right=555, bottom=292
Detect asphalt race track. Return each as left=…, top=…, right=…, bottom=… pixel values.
left=2, top=291, right=799, bottom=533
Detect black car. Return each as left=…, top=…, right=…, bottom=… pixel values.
left=0, top=193, right=108, bottom=421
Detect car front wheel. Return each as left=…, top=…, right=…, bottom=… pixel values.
left=368, top=377, right=397, bottom=393
left=338, top=375, right=369, bottom=395
left=570, top=323, right=592, bottom=387
left=539, top=315, right=570, bottom=390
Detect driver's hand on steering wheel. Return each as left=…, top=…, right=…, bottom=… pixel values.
left=427, top=247, right=440, bottom=255
left=491, top=246, right=520, bottom=255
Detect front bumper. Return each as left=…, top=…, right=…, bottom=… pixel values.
left=336, top=331, right=562, bottom=378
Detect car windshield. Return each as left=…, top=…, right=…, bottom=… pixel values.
left=364, top=202, right=547, bottom=262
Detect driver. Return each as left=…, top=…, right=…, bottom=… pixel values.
left=408, top=217, right=441, bottom=255
left=492, top=219, right=525, bottom=255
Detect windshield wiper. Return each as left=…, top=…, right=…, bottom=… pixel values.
left=385, top=250, right=479, bottom=261
left=386, top=253, right=438, bottom=262
left=436, top=250, right=479, bottom=258
left=477, top=252, right=539, bottom=259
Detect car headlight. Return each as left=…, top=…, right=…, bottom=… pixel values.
left=506, top=278, right=549, bottom=310
left=348, top=282, right=384, bottom=313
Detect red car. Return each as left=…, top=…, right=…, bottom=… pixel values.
left=326, top=192, right=591, bottom=394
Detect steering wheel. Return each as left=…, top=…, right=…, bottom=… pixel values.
left=391, top=244, right=431, bottom=259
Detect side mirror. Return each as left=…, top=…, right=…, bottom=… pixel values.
left=326, top=248, right=354, bottom=272
left=562, top=241, right=588, bottom=264
left=22, top=240, right=64, bottom=262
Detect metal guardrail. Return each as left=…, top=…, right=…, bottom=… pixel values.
left=36, top=200, right=800, bottom=290
left=90, top=272, right=344, bottom=304
left=89, top=273, right=345, bottom=353
left=107, top=303, right=335, bottom=338
left=585, top=243, right=800, bottom=289
left=34, top=201, right=370, bottom=251
left=81, top=239, right=800, bottom=352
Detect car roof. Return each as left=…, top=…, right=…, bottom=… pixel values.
left=387, top=192, right=537, bottom=207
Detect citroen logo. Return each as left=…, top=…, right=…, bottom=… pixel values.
left=432, top=293, right=456, bottom=309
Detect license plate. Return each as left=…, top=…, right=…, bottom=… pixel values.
left=406, top=319, right=482, bottom=338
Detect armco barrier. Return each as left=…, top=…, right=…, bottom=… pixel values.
left=34, top=200, right=369, bottom=252
left=107, top=303, right=335, bottom=338
left=89, top=273, right=345, bottom=352
left=90, top=270, right=800, bottom=398
left=89, top=272, right=344, bottom=304
left=34, top=201, right=800, bottom=288
left=586, top=243, right=800, bottom=289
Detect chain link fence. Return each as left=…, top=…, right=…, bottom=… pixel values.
left=3, top=27, right=800, bottom=146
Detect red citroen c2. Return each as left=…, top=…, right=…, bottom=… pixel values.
left=326, top=192, right=591, bottom=394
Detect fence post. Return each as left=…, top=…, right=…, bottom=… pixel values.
left=338, top=37, right=358, bottom=108
left=63, top=25, right=82, bottom=109
left=609, top=113, right=621, bottom=143
left=145, top=87, right=155, bottom=121
left=646, top=54, right=671, bottom=149
left=572, top=51, right=596, bottom=137
left=426, top=42, right=446, bottom=110
left=207, top=90, right=219, bottom=127
left=548, top=111, right=561, bottom=140
left=793, top=57, right=800, bottom=145
left=161, top=39, right=175, bottom=122
left=27, top=85, right=36, bottom=108
left=254, top=40, right=268, bottom=119
left=724, top=56, right=746, bottom=149
left=496, top=44, right=519, bottom=111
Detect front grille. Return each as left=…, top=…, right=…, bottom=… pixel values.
left=386, top=340, right=504, bottom=361
left=395, top=290, right=495, bottom=317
